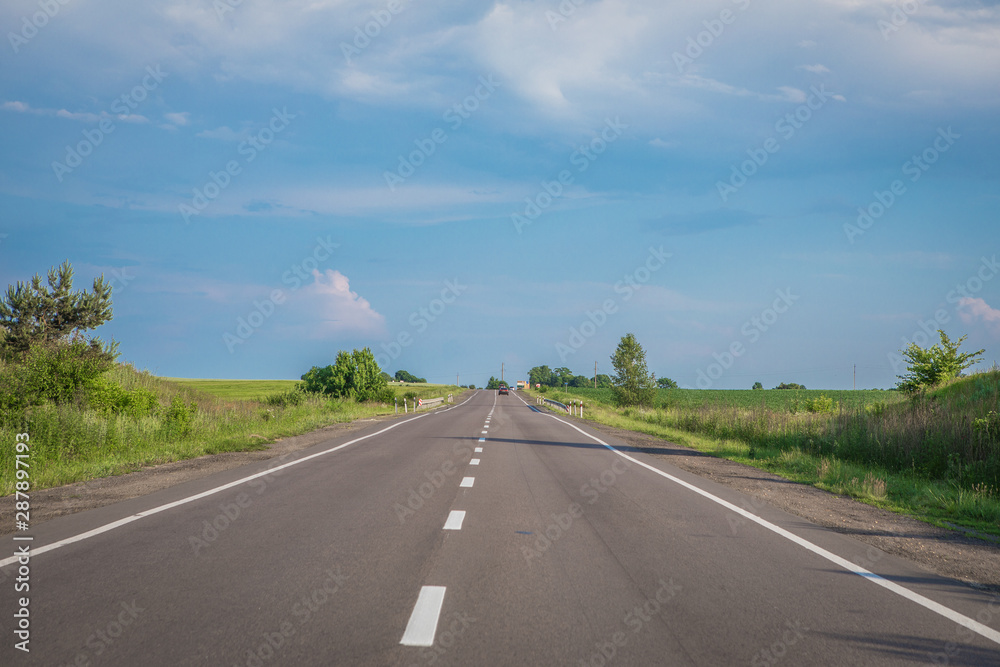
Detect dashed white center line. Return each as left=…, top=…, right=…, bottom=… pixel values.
left=460, top=477, right=475, bottom=488
left=443, top=510, right=466, bottom=530
left=470, top=459, right=480, bottom=465
left=481, top=431, right=488, bottom=434
left=474, top=447, right=483, bottom=452
left=401, top=586, right=447, bottom=647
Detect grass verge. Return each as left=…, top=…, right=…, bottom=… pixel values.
left=1, top=370, right=462, bottom=496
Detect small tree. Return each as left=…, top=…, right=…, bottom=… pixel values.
left=610, top=334, right=656, bottom=407
left=486, top=376, right=502, bottom=390
left=0, top=261, right=113, bottom=353
left=752, top=381, right=763, bottom=390
left=896, top=330, right=984, bottom=392
left=301, top=348, right=390, bottom=402
left=656, top=376, right=678, bottom=389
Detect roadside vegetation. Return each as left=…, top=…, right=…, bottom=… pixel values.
left=0, top=262, right=459, bottom=496
left=530, top=333, right=1000, bottom=537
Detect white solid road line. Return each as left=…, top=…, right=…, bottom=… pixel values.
left=460, top=477, right=475, bottom=488
left=443, top=510, right=466, bottom=530
left=0, top=393, right=485, bottom=570
left=400, top=585, right=447, bottom=647
left=474, top=447, right=483, bottom=452
left=542, top=408, right=1000, bottom=647
left=470, top=459, right=480, bottom=465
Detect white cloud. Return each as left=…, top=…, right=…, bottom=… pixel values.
left=297, top=269, right=386, bottom=338
left=1, top=99, right=148, bottom=123
left=957, top=297, right=1000, bottom=336
left=797, top=64, right=831, bottom=74
left=164, top=111, right=191, bottom=126
left=197, top=126, right=246, bottom=141
left=649, top=138, right=676, bottom=149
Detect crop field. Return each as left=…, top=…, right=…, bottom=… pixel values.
left=166, top=378, right=459, bottom=402
left=162, top=378, right=301, bottom=400
left=552, top=387, right=904, bottom=412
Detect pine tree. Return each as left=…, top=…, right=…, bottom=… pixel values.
left=0, top=261, right=113, bottom=353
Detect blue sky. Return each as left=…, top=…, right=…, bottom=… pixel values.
left=1, top=0, right=998, bottom=389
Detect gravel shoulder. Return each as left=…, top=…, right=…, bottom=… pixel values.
left=4, top=408, right=999, bottom=593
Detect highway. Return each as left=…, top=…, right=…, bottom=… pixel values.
left=2, top=389, right=1000, bottom=665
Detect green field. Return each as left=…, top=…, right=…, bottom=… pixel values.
left=554, top=387, right=902, bottom=412
left=161, top=378, right=301, bottom=400
left=165, top=378, right=458, bottom=403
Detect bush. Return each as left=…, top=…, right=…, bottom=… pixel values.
left=86, top=374, right=159, bottom=418
left=0, top=339, right=115, bottom=414
left=164, top=395, right=197, bottom=436
left=974, top=411, right=1000, bottom=442
left=804, top=395, right=836, bottom=413
left=262, top=389, right=305, bottom=407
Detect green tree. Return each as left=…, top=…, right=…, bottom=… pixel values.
left=0, top=261, right=113, bottom=353
left=610, top=333, right=656, bottom=407
left=553, top=366, right=574, bottom=387
left=656, top=376, right=678, bottom=389
left=752, top=381, right=763, bottom=390
left=595, top=373, right=613, bottom=388
left=774, top=382, right=806, bottom=390
left=896, top=330, right=985, bottom=392
left=395, top=369, right=426, bottom=383
left=528, top=365, right=553, bottom=387
left=486, top=376, right=502, bottom=390
left=301, top=348, right=390, bottom=402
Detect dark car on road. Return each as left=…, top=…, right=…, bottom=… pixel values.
left=498, top=385, right=509, bottom=395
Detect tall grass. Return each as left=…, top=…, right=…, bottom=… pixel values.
left=539, top=372, right=1000, bottom=534
left=0, top=365, right=463, bottom=495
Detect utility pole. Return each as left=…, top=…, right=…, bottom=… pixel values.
left=501, top=362, right=504, bottom=384
left=853, top=364, right=856, bottom=391
left=594, top=361, right=597, bottom=388
left=457, top=373, right=460, bottom=386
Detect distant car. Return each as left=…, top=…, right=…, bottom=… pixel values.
left=498, top=385, right=509, bottom=395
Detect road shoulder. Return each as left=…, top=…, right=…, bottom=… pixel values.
left=581, top=419, right=1000, bottom=593
left=0, top=413, right=403, bottom=535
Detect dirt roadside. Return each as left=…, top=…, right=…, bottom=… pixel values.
left=3, top=410, right=999, bottom=592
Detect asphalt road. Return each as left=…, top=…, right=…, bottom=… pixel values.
left=2, top=389, right=1000, bottom=665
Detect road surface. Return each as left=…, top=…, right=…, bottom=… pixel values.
left=2, top=390, right=999, bottom=665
